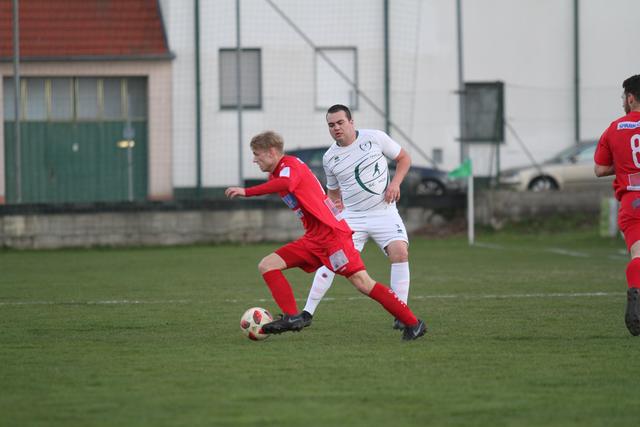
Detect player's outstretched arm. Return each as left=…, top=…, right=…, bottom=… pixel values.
left=230, top=177, right=290, bottom=198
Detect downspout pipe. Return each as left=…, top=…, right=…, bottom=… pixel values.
left=383, top=0, right=390, bottom=135
left=573, top=0, right=581, bottom=145
left=13, top=0, right=21, bottom=203
left=194, top=0, right=202, bottom=198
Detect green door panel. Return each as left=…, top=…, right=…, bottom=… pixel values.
left=4, top=121, right=148, bottom=203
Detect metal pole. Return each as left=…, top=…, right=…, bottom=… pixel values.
left=194, top=0, right=202, bottom=197
left=383, top=0, right=391, bottom=135
left=236, top=0, right=244, bottom=186
left=573, top=0, right=581, bottom=145
left=127, top=143, right=134, bottom=202
left=456, top=0, right=466, bottom=163
left=468, top=172, right=474, bottom=245
left=124, top=93, right=135, bottom=202
left=12, top=0, right=22, bottom=203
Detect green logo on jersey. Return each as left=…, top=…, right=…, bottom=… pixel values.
left=354, top=155, right=389, bottom=195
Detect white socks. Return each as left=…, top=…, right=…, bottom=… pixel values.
left=303, top=261, right=411, bottom=314
left=390, top=262, right=410, bottom=303
left=303, top=266, right=336, bottom=315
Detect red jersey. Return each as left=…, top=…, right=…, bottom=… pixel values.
left=246, top=155, right=352, bottom=240
left=595, top=111, right=640, bottom=200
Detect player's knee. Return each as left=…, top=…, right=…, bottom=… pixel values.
left=387, top=243, right=409, bottom=263
left=348, top=271, right=375, bottom=294
left=257, top=257, right=276, bottom=274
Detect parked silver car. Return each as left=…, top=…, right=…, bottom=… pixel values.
left=499, top=141, right=612, bottom=191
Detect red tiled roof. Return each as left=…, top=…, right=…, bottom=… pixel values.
left=0, top=0, right=171, bottom=60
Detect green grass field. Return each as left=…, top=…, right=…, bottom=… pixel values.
left=0, top=229, right=636, bottom=427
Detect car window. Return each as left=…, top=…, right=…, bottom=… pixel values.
left=575, top=144, right=596, bottom=163
left=549, top=145, right=579, bottom=163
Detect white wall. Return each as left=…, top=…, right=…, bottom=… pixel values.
left=463, top=0, right=575, bottom=174
left=199, top=0, right=388, bottom=184
left=580, top=0, right=639, bottom=139
left=458, top=0, right=639, bottom=173
left=161, top=0, right=640, bottom=186
left=389, top=0, right=460, bottom=169
left=159, top=0, right=197, bottom=188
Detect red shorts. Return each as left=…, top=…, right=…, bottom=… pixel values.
left=275, top=231, right=366, bottom=277
left=618, top=193, right=640, bottom=250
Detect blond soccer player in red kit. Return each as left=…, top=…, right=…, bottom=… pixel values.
left=225, top=131, right=427, bottom=341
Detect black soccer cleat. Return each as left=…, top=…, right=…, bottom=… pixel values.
left=625, top=288, right=640, bottom=336
left=298, top=310, right=313, bottom=328
left=393, top=318, right=406, bottom=330
left=262, top=313, right=306, bottom=334
left=402, top=319, right=427, bottom=341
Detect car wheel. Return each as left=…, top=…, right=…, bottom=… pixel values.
left=414, top=179, right=446, bottom=196
left=528, top=176, right=558, bottom=191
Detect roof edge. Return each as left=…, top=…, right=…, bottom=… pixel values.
left=0, top=53, right=176, bottom=63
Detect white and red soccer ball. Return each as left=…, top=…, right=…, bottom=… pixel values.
left=240, top=307, right=273, bottom=341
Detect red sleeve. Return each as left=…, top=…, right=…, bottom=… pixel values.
left=244, top=177, right=290, bottom=196
left=594, top=126, right=613, bottom=166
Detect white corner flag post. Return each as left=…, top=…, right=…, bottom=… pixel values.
left=448, top=158, right=474, bottom=245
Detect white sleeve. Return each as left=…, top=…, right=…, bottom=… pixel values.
left=374, top=130, right=402, bottom=160
left=323, top=155, right=339, bottom=190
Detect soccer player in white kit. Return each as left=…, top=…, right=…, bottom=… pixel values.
left=299, top=104, right=413, bottom=330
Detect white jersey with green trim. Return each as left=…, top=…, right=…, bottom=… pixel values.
left=322, top=129, right=402, bottom=212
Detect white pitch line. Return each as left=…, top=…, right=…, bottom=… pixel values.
left=225, top=291, right=623, bottom=304
left=545, top=248, right=590, bottom=258
left=0, top=299, right=191, bottom=307
left=0, top=292, right=623, bottom=307
left=473, top=242, right=506, bottom=250
left=474, top=241, right=625, bottom=260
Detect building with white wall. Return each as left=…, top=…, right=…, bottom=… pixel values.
left=1, top=0, right=638, bottom=203
left=160, top=0, right=638, bottom=194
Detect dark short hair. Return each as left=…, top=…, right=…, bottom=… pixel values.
left=623, top=75, right=640, bottom=100
left=326, top=104, right=352, bottom=120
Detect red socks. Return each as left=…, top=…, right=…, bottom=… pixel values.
left=262, top=270, right=298, bottom=315
left=261, top=273, right=418, bottom=325
left=626, top=258, right=640, bottom=288
left=369, top=283, right=418, bottom=326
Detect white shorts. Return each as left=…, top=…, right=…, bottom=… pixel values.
left=342, top=207, right=409, bottom=254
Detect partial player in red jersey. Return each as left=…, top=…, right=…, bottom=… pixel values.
left=594, top=74, right=640, bottom=336
left=225, top=131, right=427, bottom=341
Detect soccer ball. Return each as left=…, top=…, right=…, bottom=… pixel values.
left=240, top=307, right=273, bottom=341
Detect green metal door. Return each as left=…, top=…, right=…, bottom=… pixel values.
left=4, top=120, right=148, bottom=203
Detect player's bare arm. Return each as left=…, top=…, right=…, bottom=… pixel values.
left=327, top=188, right=344, bottom=211
left=385, top=149, right=411, bottom=203
left=594, top=163, right=615, bottom=177
left=225, top=187, right=246, bottom=198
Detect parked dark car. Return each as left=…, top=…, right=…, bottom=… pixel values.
left=285, top=147, right=464, bottom=196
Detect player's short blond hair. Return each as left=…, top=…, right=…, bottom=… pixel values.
left=250, top=131, right=284, bottom=153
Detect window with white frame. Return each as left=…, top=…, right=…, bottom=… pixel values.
left=219, top=48, right=262, bottom=109
left=315, top=47, right=358, bottom=110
